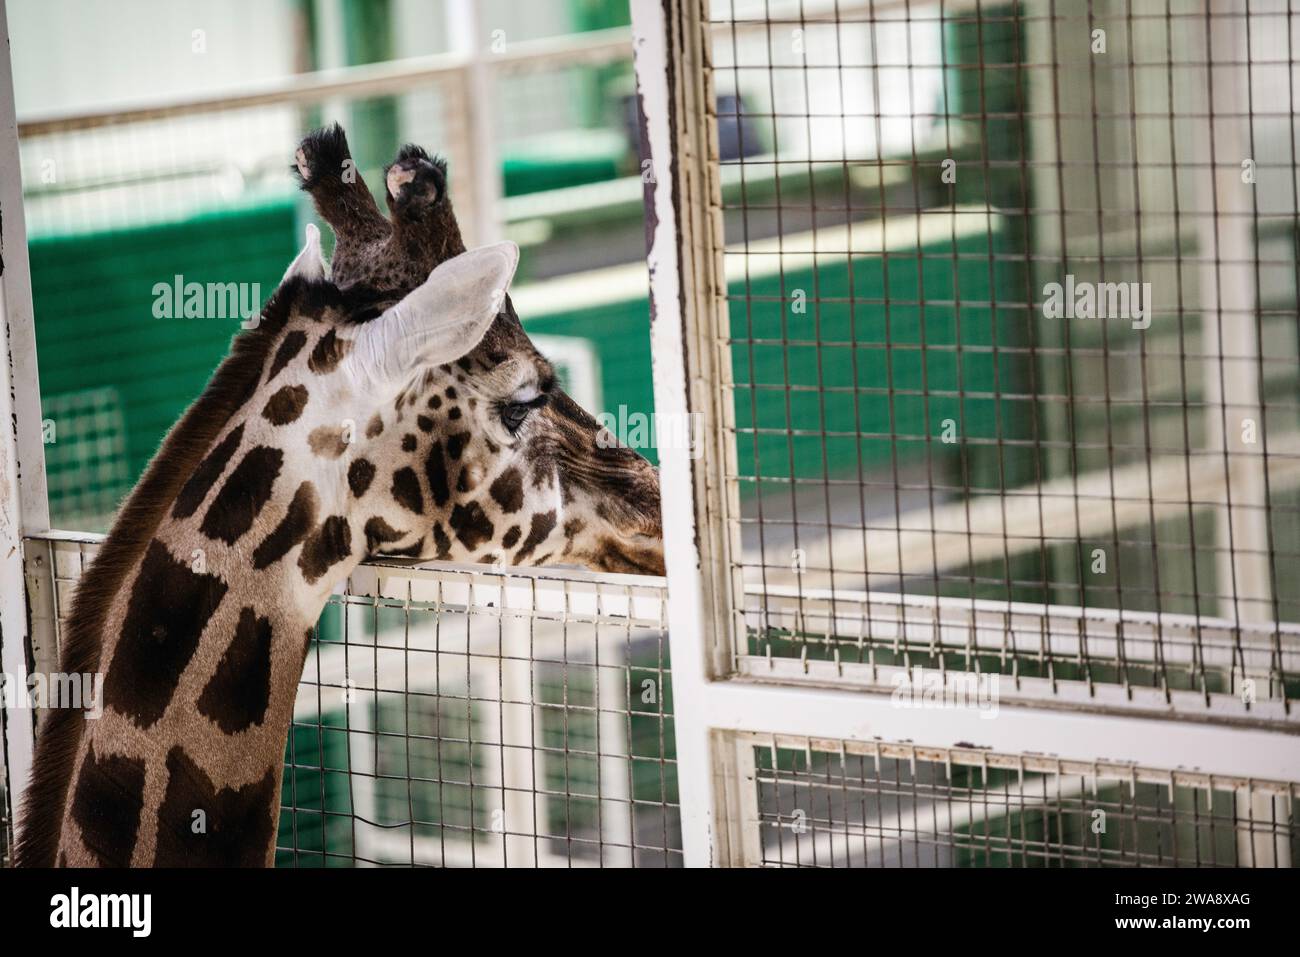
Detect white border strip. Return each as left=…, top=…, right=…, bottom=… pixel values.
left=631, top=0, right=729, bottom=867
left=0, top=0, right=50, bottom=844
left=708, top=680, right=1300, bottom=785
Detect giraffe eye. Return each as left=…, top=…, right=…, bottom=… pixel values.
left=501, top=402, right=532, bottom=433
left=501, top=395, right=547, bottom=433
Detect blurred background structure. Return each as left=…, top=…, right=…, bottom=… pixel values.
left=1, top=0, right=1298, bottom=867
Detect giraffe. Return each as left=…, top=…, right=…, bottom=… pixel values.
left=14, top=125, right=664, bottom=867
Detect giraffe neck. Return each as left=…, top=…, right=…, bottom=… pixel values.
left=56, top=423, right=358, bottom=866
left=16, top=304, right=366, bottom=867
left=66, top=533, right=331, bottom=867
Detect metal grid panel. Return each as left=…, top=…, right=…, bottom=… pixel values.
left=38, top=386, right=130, bottom=532
left=742, top=735, right=1299, bottom=867
left=741, top=583, right=1300, bottom=720
left=702, top=0, right=1300, bottom=713
left=14, top=535, right=680, bottom=868
left=15, top=23, right=639, bottom=247
left=19, top=92, right=455, bottom=242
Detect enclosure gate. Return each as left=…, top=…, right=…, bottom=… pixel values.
left=633, top=0, right=1299, bottom=867
left=2, top=0, right=1300, bottom=868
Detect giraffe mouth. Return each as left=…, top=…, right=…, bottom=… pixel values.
left=591, top=536, right=666, bottom=576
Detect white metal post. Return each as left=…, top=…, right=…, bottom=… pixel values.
left=0, top=0, right=50, bottom=843
left=1197, top=1, right=1290, bottom=867
left=1199, top=0, right=1272, bottom=629
left=631, top=0, right=742, bottom=866
left=446, top=0, right=503, bottom=247
left=497, top=610, right=540, bottom=866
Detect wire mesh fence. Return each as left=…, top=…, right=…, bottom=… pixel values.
left=705, top=0, right=1300, bottom=716
left=746, top=736, right=1299, bottom=867
left=12, top=534, right=680, bottom=868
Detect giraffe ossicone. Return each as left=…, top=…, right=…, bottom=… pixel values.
left=16, top=124, right=663, bottom=868
left=282, top=221, right=327, bottom=282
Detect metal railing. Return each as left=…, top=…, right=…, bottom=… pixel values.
left=14, top=531, right=679, bottom=868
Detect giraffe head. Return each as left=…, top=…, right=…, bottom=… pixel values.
left=277, top=124, right=665, bottom=576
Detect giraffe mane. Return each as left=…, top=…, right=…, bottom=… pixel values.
left=12, top=278, right=322, bottom=866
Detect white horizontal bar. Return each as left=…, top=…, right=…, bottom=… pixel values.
left=745, top=582, right=1300, bottom=673
left=736, top=655, right=1295, bottom=724
left=15, top=0, right=944, bottom=137
left=733, top=731, right=1300, bottom=798
left=16, top=27, right=636, bottom=136
left=353, top=829, right=610, bottom=869
left=27, top=530, right=664, bottom=592
left=700, top=678, right=1300, bottom=784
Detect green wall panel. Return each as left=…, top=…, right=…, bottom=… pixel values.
left=30, top=196, right=299, bottom=526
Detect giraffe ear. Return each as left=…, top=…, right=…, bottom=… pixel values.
left=344, top=241, right=519, bottom=391
left=283, top=223, right=328, bottom=281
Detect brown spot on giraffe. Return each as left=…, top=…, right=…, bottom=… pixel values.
left=103, top=540, right=230, bottom=728
left=196, top=607, right=274, bottom=733
left=267, top=329, right=309, bottom=381
left=364, top=516, right=407, bottom=552
left=153, top=747, right=277, bottom=867
left=425, top=442, right=450, bottom=507
left=308, top=425, right=350, bottom=458
left=262, top=384, right=309, bottom=425
left=348, top=458, right=376, bottom=497
left=70, top=744, right=146, bottom=868
left=172, top=423, right=245, bottom=520
left=446, top=431, right=470, bottom=461
left=391, top=466, right=424, bottom=514
left=449, top=501, right=495, bottom=551
left=513, top=510, right=557, bottom=564
left=252, top=481, right=319, bottom=569
left=200, top=445, right=284, bottom=545
left=298, top=515, right=353, bottom=585
left=432, top=522, right=453, bottom=558
left=489, top=467, right=524, bottom=513
left=308, top=328, right=351, bottom=374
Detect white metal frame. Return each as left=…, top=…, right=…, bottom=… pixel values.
left=0, top=0, right=50, bottom=848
